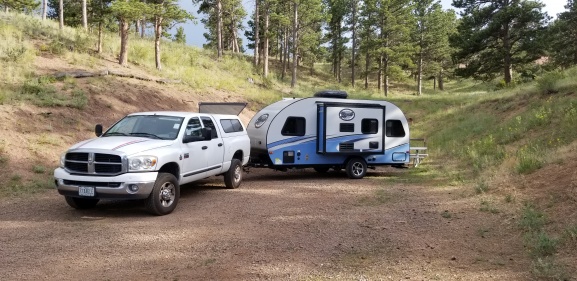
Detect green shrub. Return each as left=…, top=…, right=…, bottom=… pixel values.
left=70, top=89, right=88, bottom=109
left=528, top=231, right=558, bottom=257
left=519, top=203, right=546, bottom=232
left=537, top=71, right=565, bottom=95
left=516, top=145, right=543, bottom=174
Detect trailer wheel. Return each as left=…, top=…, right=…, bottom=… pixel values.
left=313, top=166, right=330, bottom=173
left=346, top=158, right=367, bottom=179
left=224, top=159, right=243, bottom=189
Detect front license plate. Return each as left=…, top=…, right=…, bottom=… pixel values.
left=78, top=186, right=95, bottom=197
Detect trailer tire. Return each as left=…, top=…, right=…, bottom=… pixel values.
left=224, top=159, right=243, bottom=189
left=313, top=166, right=330, bottom=173
left=346, top=158, right=367, bottom=179
left=145, top=173, right=179, bottom=216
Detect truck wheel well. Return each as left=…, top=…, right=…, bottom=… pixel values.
left=158, top=162, right=180, bottom=180
left=233, top=150, right=243, bottom=161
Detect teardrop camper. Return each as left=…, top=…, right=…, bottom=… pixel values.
left=247, top=91, right=415, bottom=179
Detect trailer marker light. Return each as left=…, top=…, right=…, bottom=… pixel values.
left=269, top=151, right=273, bottom=154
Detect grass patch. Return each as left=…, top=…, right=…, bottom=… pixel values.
left=526, top=231, right=558, bottom=257
left=516, top=145, right=544, bottom=174
left=531, top=257, right=570, bottom=281
left=441, top=210, right=452, bottom=219
left=479, top=200, right=499, bottom=214
left=475, top=180, right=489, bottom=194
left=519, top=203, right=546, bottom=232
left=32, top=165, right=46, bottom=174
left=1, top=177, right=54, bottom=197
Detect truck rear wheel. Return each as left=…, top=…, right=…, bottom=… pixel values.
left=145, top=173, right=180, bottom=216
left=65, top=196, right=99, bottom=209
left=224, top=159, right=242, bottom=189
left=346, top=157, right=367, bottom=179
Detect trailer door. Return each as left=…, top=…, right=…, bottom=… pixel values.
left=317, top=102, right=385, bottom=154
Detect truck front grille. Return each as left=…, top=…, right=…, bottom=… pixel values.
left=63, top=180, right=122, bottom=188
left=64, top=152, right=125, bottom=176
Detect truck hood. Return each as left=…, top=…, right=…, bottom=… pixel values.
left=69, top=137, right=172, bottom=155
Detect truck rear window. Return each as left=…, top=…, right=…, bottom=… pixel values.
left=220, top=119, right=244, bottom=133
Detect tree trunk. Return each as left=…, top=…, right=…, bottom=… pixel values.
left=377, top=55, right=382, bottom=91
left=503, top=22, right=512, bottom=85
left=136, top=20, right=140, bottom=36
left=438, top=69, right=444, bottom=90
left=97, top=21, right=103, bottom=53
left=417, top=52, right=423, bottom=96
left=59, top=0, right=64, bottom=30
left=384, top=56, right=389, bottom=97
left=263, top=2, right=269, bottom=77
left=290, top=1, right=298, bottom=88
left=141, top=17, right=146, bottom=38
left=254, top=0, right=260, bottom=66
left=119, top=19, right=130, bottom=66
left=42, top=0, right=47, bottom=20
left=351, top=0, right=357, bottom=88
left=364, top=51, right=369, bottom=89
left=154, top=17, right=163, bottom=71
left=82, top=0, right=88, bottom=31
left=216, top=0, right=223, bottom=58
left=282, top=28, right=288, bottom=80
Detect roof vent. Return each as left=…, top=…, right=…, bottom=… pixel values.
left=313, top=90, right=348, bottom=99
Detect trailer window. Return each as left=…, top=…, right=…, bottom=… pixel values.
left=220, top=119, right=244, bottom=133
left=386, top=120, right=405, bottom=137
left=200, top=116, right=218, bottom=138
left=281, top=117, right=306, bottom=136
left=361, top=119, right=379, bottom=134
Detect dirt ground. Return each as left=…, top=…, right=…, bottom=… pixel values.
left=0, top=167, right=536, bottom=281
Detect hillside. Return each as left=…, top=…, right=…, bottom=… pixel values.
left=1, top=13, right=576, bottom=279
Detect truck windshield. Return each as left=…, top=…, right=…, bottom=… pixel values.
left=103, top=115, right=184, bottom=140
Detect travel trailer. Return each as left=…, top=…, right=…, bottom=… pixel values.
left=247, top=91, right=418, bottom=179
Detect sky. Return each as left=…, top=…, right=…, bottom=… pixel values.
left=176, top=0, right=568, bottom=49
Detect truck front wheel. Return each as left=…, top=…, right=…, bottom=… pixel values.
left=145, top=173, right=180, bottom=216
left=65, top=196, right=99, bottom=209
left=346, top=157, right=367, bottom=179
left=224, top=159, right=242, bottom=189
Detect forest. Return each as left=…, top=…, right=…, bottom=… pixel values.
left=1, top=0, right=576, bottom=95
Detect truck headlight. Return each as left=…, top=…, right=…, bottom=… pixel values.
left=60, top=153, right=66, bottom=168
left=128, top=156, right=158, bottom=171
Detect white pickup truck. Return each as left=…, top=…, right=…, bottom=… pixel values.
left=54, top=110, right=250, bottom=215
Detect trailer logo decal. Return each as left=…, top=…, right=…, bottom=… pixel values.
left=339, top=109, right=355, bottom=121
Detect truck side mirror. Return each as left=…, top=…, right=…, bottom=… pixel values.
left=202, top=127, right=212, bottom=140
left=95, top=124, right=103, bottom=137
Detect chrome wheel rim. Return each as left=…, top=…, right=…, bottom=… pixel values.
left=159, top=182, right=175, bottom=207
left=233, top=165, right=241, bottom=183
left=352, top=162, right=364, bottom=176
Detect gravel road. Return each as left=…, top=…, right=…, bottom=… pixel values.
left=0, top=168, right=530, bottom=280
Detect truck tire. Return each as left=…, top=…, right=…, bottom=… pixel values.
left=65, top=196, right=99, bottom=209
left=145, top=173, right=180, bottom=216
left=346, top=157, right=367, bottom=179
left=224, top=159, right=242, bottom=189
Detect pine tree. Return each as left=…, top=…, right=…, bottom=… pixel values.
left=451, top=0, right=548, bottom=85
left=173, top=26, right=186, bottom=44
left=0, top=0, right=39, bottom=13
left=110, top=0, right=149, bottom=66
left=547, top=0, right=577, bottom=67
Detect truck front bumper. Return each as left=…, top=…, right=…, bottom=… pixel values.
left=54, top=168, right=158, bottom=200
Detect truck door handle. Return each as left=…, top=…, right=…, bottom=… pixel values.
left=218, top=143, right=223, bottom=147
left=202, top=146, right=208, bottom=150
